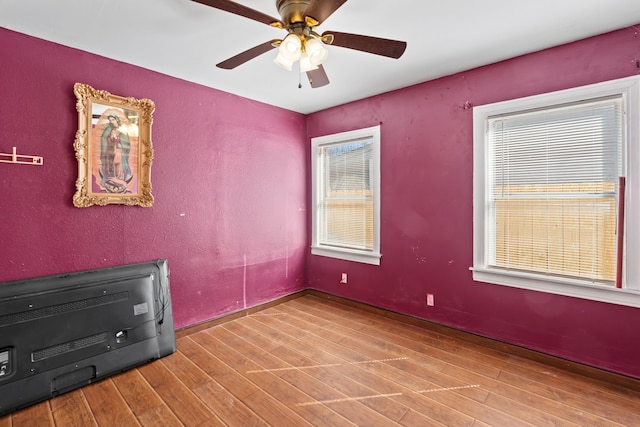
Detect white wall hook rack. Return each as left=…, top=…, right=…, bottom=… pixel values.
left=0, top=147, right=43, bottom=165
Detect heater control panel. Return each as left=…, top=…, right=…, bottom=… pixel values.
left=0, top=348, right=11, bottom=378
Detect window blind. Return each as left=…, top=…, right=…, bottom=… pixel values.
left=318, top=139, right=374, bottom=250
left=487, top=96, right=624, bottom=282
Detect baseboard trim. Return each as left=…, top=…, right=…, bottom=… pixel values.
left=305, top=289, right=640, bottom=391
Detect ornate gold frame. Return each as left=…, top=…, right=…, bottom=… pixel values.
left=73, top=83, right=155, bottom=207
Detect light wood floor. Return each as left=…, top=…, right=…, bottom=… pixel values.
left=2, top=293, right=640, bottom=426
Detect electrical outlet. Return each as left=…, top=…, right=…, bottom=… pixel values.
left=426, top=293, right=434, bottom=306
left=340, top=273, right=347, bottom=284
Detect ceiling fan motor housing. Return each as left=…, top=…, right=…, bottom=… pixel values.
left=276, top=0, right=311, bottom=25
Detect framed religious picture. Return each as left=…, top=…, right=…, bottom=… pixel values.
left=73, top=83, right=155, bottom=207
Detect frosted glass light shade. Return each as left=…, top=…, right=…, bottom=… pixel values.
left=279, top=34, right=302, bottom=61
left=304, top=38, right=328, bottom=66
left=274, top=52, right=294, bottom=71
left=299, top=52, right=318, bottom=72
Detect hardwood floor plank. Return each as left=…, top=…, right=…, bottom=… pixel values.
left=10, top=401, right=54, bottom=427
left=274, top=302, right=491, bottom=402
left=276, top=367, right=402, bottom=426
left=202, top=326, right=385, bottom=426
left=307, top=293, right=640, bottom=391
left=188, top=362, right=259, bottom=403
left=111, top=369, right=183, bottom=427
left=294, top=300, right=635, bottom=424
left=192, top=381, right=269, bottom=427
left=295, top=364, right=408, bottom=422
left=250, top=308, right=377, bottom=363
left=210, top=325, right=291, bottom=374
left=497, top=370, right=640, bottom=426
left=303, top=296, right=463, bottom=351
left=180, top=335, right=240, bottom=378
left=315, top=299, right=519, bottom=373
left=240, top=389, right=316, bottom=427
left=289, top=298, right=506, bottom=379
left=160, top=350, right=212, bottom=390
left=137, top=359, right=223, bottom=426
left=134, top=406, right=185, bottom=427
left=246, top=308, right=478, bottom=426
left=439, top=364, right=624, bottom=427
left=191, top=349, right=318, bottom=426
left=238, top=316, right=467, bottom=427
left=221, top=320, right=409, bottom=424
left=298, top=296, right=632, bottom=426
left=186, top=332, right=319, bottom=426
left=471, top=420, right=494, bottom=427
left=502, top=353, right=640, bottom=404
left=50, top=389, right=97, bottom=427
left=178, top=336, right=274, bottom=425
left=247, top=370, right=363, bottom=426
left=398, top=408, right=450, bottom=427
left=253, top=304, right=534, bottom=427
left=313, top=294, right=597, bottom=414
left=280, top=299, right=559, bottom=426
left=81, top=379, right=140, bottom=427
left=483, top=392, right=579, bottom=427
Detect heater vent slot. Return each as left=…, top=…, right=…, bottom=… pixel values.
left=32, top=332, right=109, bottom=362
left=0, top=291, right=129, bottom=328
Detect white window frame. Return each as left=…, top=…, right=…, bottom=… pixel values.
left=472, top=75, right=640, bottom=307
left=311, top=125, right=381, bottom=265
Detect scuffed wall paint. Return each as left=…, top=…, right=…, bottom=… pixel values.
left=0, top=28, right=308, bottom=329
left=307, top=25, right=640, bottom=379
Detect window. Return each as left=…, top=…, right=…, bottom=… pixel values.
left=311, top=126, right=381, bottom=265
left=473, top=76, right=640, bottom=307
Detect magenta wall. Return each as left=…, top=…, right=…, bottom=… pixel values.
left=0, top=28, right=307, bottom=329
left=3, top=25, right=640, bottom=379
left=307, top=26, right=640, bottom=379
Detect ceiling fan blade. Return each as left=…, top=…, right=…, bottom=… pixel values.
left=322, top=31, right=407, bottom=59
left=303, top=0, right=348, bottom=25
left=192, top=0, right=283, bottom=27
left=307, top=65, right=330, bottom=88
left=216, top=40, right=278, bottom=69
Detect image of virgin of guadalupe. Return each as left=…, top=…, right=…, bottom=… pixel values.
left=91, top=110, right=138, bottom=194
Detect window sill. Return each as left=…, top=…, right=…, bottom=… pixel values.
left=471, top=267, right=640, bottom=308
left=312, top=246, right=381, bottom=265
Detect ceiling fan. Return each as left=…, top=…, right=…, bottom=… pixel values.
left=192, top=0, right=407, bottom=88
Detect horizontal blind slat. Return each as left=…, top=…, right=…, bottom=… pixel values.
left=487, top=95, right=623, bottom=282
left=319, top=139, right=374, bottom=250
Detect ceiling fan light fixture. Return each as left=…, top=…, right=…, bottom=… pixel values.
left=299, top=52, right=318, bottom=73
left=200, top=0, right=407, bottom=89
left=304, top=37, right=328, bottom=66
left=274, top=52, right=294, bottom=71
left=278, top=33, right=302, bottom=61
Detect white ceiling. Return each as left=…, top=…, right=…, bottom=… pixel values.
left=2, top=0, right=640, bottom=114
